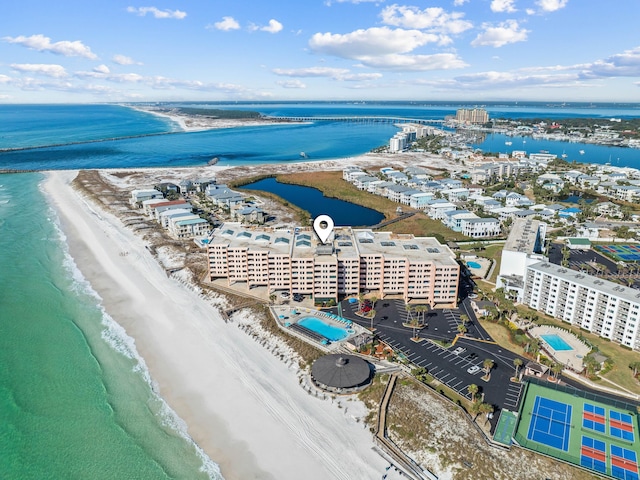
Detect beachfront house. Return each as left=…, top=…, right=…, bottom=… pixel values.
left=460, top=217, right=501, bottom=238
left=130, top=188, right=164, bottom=206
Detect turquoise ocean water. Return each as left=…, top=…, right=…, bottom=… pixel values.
left=0, top=174, right=220, bottom=479
left=1, top=102, right=640, bottom=479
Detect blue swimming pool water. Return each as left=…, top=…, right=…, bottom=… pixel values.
left=298, top=317, right=348, bottom=342
left=541, top=334, right=574, bottom=351
left=467, top=261, right=482, bottom=269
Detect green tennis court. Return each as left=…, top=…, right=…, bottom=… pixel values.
left=514, top=379, right=640, bottom=479
left=493, top=409, right=518, bottom=446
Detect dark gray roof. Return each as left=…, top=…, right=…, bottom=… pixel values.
left=311, top=354, right=371, bottom=389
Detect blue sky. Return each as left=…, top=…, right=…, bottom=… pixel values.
left=1, top=0, right=640, bottom=102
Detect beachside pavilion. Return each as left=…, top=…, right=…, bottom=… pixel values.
left=311, top=354, right=373, bottom=394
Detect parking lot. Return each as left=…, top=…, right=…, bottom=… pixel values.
left=334, top=298, right=525, bottom=427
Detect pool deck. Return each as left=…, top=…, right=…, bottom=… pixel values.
left=464, top=255, right=491, bottom=279
left=529, top=325, right=591, bottom=371
left=271, top=305, right=366, bottom=351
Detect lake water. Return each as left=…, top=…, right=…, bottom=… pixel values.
left=239, top=177, right=384, bottom=227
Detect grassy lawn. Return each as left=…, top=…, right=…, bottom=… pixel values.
left=459, top=243, right=504, bottom=283
left=379, top=212, right=469, bottom=241
left=276, top=171, right=471, bottom=240
left=477, top=319, right=528, bottom=358
left=516, top=305, right=640, bottom=394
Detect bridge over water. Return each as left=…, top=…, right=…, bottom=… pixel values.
left=267, top=115, right=445, bottom=125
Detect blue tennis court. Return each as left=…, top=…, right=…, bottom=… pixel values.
left=527, top=396, right=572, bottom=451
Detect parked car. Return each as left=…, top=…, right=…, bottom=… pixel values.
left=293, top=294, right=303, bottom=302
left=467, top=365, right=481, bottom=374
left=452, top=347, right=466, bottom=355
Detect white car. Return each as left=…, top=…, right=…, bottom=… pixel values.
left=467, top=365, right=481, bottom=374
left=452, top=347, right=466, bottom=355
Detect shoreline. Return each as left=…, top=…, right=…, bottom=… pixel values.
left=129, top=105, right=306, bottom=133
left=43, top=170, right=397, bottom=480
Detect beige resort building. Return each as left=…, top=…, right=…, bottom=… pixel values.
left=207, top=223, right=460, bottom=307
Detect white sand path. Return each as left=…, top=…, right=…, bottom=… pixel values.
left=43, top=170, right=396, bottom=480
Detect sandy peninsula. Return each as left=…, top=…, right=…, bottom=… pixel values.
left=44, top=169, right=403, bottom=480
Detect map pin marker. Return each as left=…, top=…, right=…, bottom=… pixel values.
left=313, top=215, right=334, bottom=244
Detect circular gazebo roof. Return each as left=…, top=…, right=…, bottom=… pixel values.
left=311, top=354, right=371, bottom=390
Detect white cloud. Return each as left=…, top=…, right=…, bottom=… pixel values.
left=536, top=0, right=569, bottom=12
left=0, top=74, right=13, bottom=84
left=93, top=64, right=110, bottom=74
left=126, top=6, right=187, bottom=19
left=309, top=27, right=468, bottom=71
left=577, top=46, right=640, bottom=79
left=3, top=34, right=97, bottom=59
left=453, top=0, right=469, bottom=4
left=276, top=80, right=306, bottom=89
left=471, top=20, right=529, bottom=47
left=341, top=73, right=383, bottom=81
left=355, top=53, right=468, bottom=71
left=310, top=27, right=439, bottom=58
left=273, top=67, right=384, bottom=81
left=526, top=8, right=536, bottom=14
left=260, top=19, right=283, bottom=34
left=211, top=16, right=240, bottom=31
left=380, top=5, right=473, bottom=34
left=10, top=63, right=68, bottom=78
left=490, top=0, right=517, bottom=13
left=112, top=54, right=141, bottom=65
left=273, top=67, right=350, bottom=77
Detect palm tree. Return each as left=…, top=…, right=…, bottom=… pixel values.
left=460, top=313, right=469, bottom=326
left=405, top=304, right=414, bottom=323
left=513, top=358, right=523, bottom=379
left=457, top=324, right=468, bottom=335
left=467, top=384, right=478, bottom=402
left=482, top=359, right=495, bottom=380
left=357, top=293, right=365, bottom=312
left=414, top=305, right=428, bottom=324
left=551, top=363, right=563, bottom=381
left=408, top=317, right=422, bottom=340
left=269, top=293, right=276, bottom=304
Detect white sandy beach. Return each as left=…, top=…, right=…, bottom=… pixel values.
left=44, top=170, right=399, bottom=480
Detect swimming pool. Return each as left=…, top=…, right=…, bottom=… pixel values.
left=298, top=317, right=349, bottom=342
left=467, top=261, right=482, bottom=269
left=541, top=334, right=574, bottom=351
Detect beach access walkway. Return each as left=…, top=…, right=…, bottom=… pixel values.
left=374, top=373, right=437, bottom=480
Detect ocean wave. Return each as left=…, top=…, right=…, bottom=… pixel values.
left=44, top=195, right=224, bottom=480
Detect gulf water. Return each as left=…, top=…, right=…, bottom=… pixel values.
left=0, top=174, right=220, bottom=479
left=1, top=102, right=640, bottom=479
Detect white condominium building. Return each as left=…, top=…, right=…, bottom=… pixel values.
left=207, top=223, right=460, bottom=307
left=523, top=262, right=640, bottom=351
left=497, top=218, right=548, bottom=300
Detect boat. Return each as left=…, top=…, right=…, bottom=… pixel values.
left=579, top=149, right=585, bottom=155
left=300, top=151, right=308, bottom=158
left=505, top=141, right=512, bottom=146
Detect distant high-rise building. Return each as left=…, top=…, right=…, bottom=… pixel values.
left=455, top=108, right=489, bottom=124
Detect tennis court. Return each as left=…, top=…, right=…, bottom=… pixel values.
left=514, top=379, right=640, bottom=479
left=596, top=244, right=640, bottom=262
left=493, top=409, right=518, bottom=446
left=527, top=396, right=572, bottom=451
